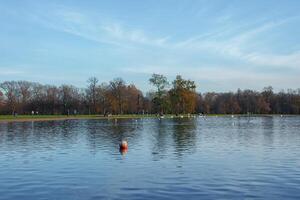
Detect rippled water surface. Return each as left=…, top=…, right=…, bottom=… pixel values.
left=0, top=116, right=300, bottom=200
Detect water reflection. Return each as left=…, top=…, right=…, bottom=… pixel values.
left=0, top=117, right=300, bottom=200
left=150, top=119, right=171, bottom=160
left=119, top=148, right=128, bottom=155
left=261, top=117, right=275, bottom=147
left=84, top=119, right=142, bottom=154
left=148, top=118, right=198, bottom=160
left=171, top=118, right=197, bottom=157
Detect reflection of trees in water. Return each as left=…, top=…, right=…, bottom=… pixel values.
left=0, top=118, right=198, bottom=158
left=233, top=116, right=275, bottom=146
left=0, top=119, right=143, bottom=155
left=85, top=119, right=142, bottom=154
left=151, top=118, right=198, bottom=160
left=235, top=117, right=258, bottom=144
left=151, top=120, right=171, bottom=160
left=0, top=122, right=33, bottom=147
left=171, top=118, right=197, bottom=157
left=261, top=116, right=275, bottom=146
left=0, top=120, right=81, bottom=153
left=31, top=120, right=81, bottom=149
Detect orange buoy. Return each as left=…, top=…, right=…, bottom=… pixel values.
left=119, top=140, right=128, bottom=150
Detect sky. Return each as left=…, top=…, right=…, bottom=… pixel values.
left=0, top=0, right=300, bottom=93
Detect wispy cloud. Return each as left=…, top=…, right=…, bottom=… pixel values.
left=0, top=68, right=24, bottom=75
left=32, top=9, right=120, bottom=46
left=30, top=6, right=300, bottom=69
left=102, top=23, right=169, bottom=46
left=246, top=51, right=300, bottom=68
left=30, top=7, right=169, bottom=47
left=172, top=17, right=300, bottom=69
left=2, top=1, right=299, bottom=91
left=42, top=8, right=300, bottom=78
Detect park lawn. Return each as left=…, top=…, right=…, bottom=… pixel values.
left=0, top=114, right=199, bottom=122
left=0, top=114, right=164, bottom=122
left=0, top=114, right=294, bottom=123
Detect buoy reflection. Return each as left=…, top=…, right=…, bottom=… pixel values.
left=119, top=148, right=128, bottom=155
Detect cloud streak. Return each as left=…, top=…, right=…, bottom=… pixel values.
left=31, top=7, right=300, bottom=70
left=30, top=7, right=169, bottom=48
left=172, top=17, right=300, bottom=69
left=0, top=68, right=24, bottom=75
left=2, top=1, right=300, bottom=92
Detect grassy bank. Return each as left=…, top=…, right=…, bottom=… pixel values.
left=0, top=114, right=297, bottom=123
left=0, top=114, right=154, bottom=122
left=0, top=114, right=183, bottom=123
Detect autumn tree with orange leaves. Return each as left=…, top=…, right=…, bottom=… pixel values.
left=169, top=75, right=197, bottom=114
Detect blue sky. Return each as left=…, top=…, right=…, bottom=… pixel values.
left=0, top=0, right=300, bottom=92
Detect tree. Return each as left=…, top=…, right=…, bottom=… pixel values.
left=86, top=77, right=99, bottom=114
left=126, top=84, right=143, bottom=114
left=149, top=74, right=169, bottom=114
left=262, top=86, right=273, bottom=113
left=18, top=81, right=32, bottom=114
left=60, top=85, right=78, bottom=115
left=0, top=90, right=4, bottom=112
left=97, top=83, right=110, bottom=115
left=0, top=81, right=19, bottom=114
left=45, top=85, right=60, bottom=115
left=169, top=75, right=197, bottom=114
left=109, top=78, right=126, bottom=114
left=0, top=79, right=300, bottom=115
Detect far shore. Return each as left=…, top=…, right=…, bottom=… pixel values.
left=0, top=114, right=156, bottom=123
left=0, top=114, right=298, bottom=123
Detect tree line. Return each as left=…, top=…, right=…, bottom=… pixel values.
left=0, top=74, right=299, bottom=115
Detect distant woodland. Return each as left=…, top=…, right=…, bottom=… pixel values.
left=0, top=74, right=300, bottom=115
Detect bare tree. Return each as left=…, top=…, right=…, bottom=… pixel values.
left=0, top=81, right=20, bottom=114
left=97, top=83, right=109, bottom=115
left=18, top=81, right=32, bottom=114
left=109, top=78, right=126, bottom=114
left=86, top=77, right=99, bottom=114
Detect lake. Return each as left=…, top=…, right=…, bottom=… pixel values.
left=0, top=116, right=300, bottom=199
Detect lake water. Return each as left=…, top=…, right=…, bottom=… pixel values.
left=0, top=116, right=300, bottom=200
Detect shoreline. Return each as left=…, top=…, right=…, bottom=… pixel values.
left=0, top=114, right=298, bottom=123
left=0, top=115, right=155, bottom=123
